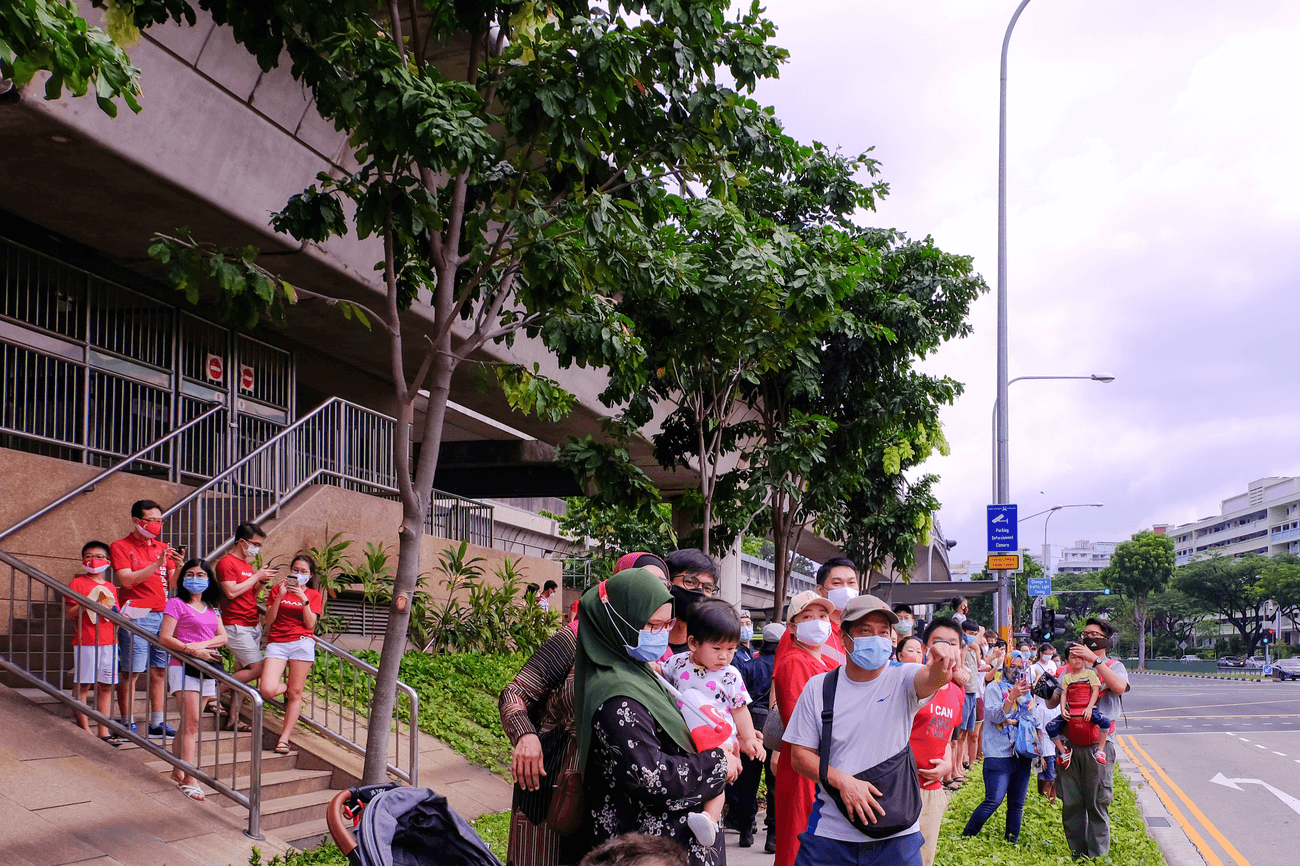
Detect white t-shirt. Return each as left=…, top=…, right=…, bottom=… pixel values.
left=663, top=651, right=751, bottom=744
left=784, top=663, right=929, bottom=842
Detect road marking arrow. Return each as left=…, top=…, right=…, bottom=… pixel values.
left=1209, top=772, right=1300, bottom=816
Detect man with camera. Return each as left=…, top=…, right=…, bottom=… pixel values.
left=1046, top=618, right=1129, bottom=859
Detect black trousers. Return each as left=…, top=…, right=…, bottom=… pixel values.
left=725, top=749, right=765, bottom=831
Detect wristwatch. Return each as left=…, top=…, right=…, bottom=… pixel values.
left=1092, top=660, right=1101, bottom=669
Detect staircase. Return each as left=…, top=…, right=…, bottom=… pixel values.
left=13, top=686, right=341, bottom=848
left=0, top=599, right=74, bottom=689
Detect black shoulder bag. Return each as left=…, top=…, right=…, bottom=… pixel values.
left=818, top=672, right=923, bottom=839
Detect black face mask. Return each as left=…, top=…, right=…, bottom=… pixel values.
left=1083, top=636, right=1109, bottom=652
left=669, top=584, right=706, bottom=620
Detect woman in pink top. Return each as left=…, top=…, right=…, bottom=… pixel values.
left=160, top=559, right=228, bottom=802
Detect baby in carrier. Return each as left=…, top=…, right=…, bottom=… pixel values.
left=1045, top=642, right=1111, bottom=767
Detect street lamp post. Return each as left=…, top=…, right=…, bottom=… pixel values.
left=990, top=373, right=1113, bottom=639
left=1019, top=503, right=1105, bottom=576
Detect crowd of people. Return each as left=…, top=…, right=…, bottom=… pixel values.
left=63, top=499, right=324, bottom=801
left=499, top=559, right=1129, bottom=866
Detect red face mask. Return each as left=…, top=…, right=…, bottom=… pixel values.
left=83, top=557, right=111, bottom=574
left=136, top=520, right=163, bottom=539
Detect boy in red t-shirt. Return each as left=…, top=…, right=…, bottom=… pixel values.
left=1045, top=642, right=1111, bottom=767
left=65, top=541, right=124, bottom=745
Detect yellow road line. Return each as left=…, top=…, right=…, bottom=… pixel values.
left=1124, top=735, right=1253, bottom=866
left=1119, top=735, right=1225, bottom=866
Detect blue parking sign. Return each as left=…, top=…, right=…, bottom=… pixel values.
left=987, top=504, right=1018, bottom=552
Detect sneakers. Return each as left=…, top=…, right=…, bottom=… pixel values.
left=148, top=722, right=177, bottom=740
left=1057, top=746, right=1072, bottom=769
left=1093, top=747, right=1107, bottom=765
left=687, top=812, right=719, bottom=846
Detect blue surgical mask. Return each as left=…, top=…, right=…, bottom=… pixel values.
left=740, top=626, right=754, bottom=644
left=963, top=635, right=975, bottom=646
left=895, top=619, right=914, bottom=636
left=183, top=576, right=209, bottom=594
left=850, top=635, right=893, bottom=671
left=626, top=628, right=670, bottom=663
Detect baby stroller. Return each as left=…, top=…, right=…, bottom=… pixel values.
left=327, top=783, right=504, bottom=866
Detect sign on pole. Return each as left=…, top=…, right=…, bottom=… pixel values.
left=987, top=504, right=1018, bottom=552
left=988, top=554, right=1021, bottom=571
left=1027, top=577, right=1051, bottom=597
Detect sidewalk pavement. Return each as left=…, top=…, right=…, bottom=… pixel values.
left=0, top=684, right=292, bottom=866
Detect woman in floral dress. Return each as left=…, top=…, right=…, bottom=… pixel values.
left=573, top=568, right=739, bottom=866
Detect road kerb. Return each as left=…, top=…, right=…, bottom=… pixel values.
left=1119, top=734, right=1221, bottom=866
left=1125, top=735, right=1253, bottom=866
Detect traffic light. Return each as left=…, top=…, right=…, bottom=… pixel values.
left=1103, top=588, right=1111, bottom=595
left=1264, top=629, right=1275, bottom=645
left=1043, top=609, right=1056, bottom=639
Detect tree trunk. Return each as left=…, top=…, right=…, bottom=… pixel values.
left=1136, top=596, right=1147, bottom=671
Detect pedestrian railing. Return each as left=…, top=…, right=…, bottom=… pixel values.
left=0, top=548, right=266, bottom=839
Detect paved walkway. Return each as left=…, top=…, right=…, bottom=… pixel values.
left=0, top=685, right=291, bottom=866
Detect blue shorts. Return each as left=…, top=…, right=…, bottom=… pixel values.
left=1039, top=755, right=1057, bottom=781
left=1045, top=711, right=1110, bottom=740
left=118, top=611, right=170, bottom=672
left=794, top=830, right=922, bottom=866
left=959, top=693, right=978, bottom=731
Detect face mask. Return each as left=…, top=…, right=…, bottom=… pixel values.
left=136, top=520, right=162, bottom=539
left=244, top=543, right=262, bottom=558
left=669, top=584, right=706, bottom=620
left=1083, top=636, right=1109, bottom=652
left=290, top=571, right=311, bottom=585
left=826, top=586, right=858, bottom=611
left=626, top=627, right=670, bottom=663
left=794, top=618, right=832, bottom=648
left=182, top=575, right=209, bottom=594
left=739, top=626, right=753, bottom=644
left=82, top=557, right=111, bottom=574
left=963, top=635, right=975, bottom=646
left=895, top=619, right=914, bottom=636
left=850, top=635, right=893, bottom=671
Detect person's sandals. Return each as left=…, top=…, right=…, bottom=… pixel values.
left=274, top=741, right=291, bottom=754
left=943, top=780, right=963, bottom=792
left=178, top=783, right=206, bottom=802
left=223, top=717, right=253, bottom=732
left=99, top=734, right=127, bottom=747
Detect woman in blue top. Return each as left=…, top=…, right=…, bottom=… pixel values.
left=961, top=650, right=1045, bottom=842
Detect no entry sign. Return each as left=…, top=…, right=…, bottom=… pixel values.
left=205, top=353, right=224, bottom=383
left=239, top=364, right=255, bottom=392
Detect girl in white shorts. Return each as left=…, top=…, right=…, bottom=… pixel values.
left=261, top=554, right=321, bottom=754
left=160, top=559, right=228, bottom=802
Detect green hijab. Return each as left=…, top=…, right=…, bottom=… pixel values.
left=574, top=568, right=695, bottom=770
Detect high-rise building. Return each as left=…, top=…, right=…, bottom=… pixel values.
left=1169, top=476, right=1300, bottom=566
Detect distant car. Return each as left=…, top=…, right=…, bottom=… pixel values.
left=1217, top=656, right=1244, bottom=668
left=1271, top=658, right=1300, bottom=681
left=1241, top=657, right=1264, bottom=670
left=1180, top=654, right=1199, bottom=662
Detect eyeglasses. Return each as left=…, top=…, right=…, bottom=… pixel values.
left=644, top=618, right=676, bottom=634
left=680, top=576, right=718, bottom=595
left=1081, top=630, right=1106, bottom=638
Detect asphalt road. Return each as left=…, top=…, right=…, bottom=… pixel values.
left=1120, top=672, right=1300, bottom=866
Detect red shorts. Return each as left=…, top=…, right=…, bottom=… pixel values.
left=976, top=696, right=985, bottom=721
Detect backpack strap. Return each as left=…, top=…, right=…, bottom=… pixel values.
left=818, top=672, right=839, bottom=793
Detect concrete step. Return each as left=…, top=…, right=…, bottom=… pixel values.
left=215, top=768, right=335, bottom=807
left=0, top=633, right=75, bottom=652
left=10, top=616, right=71, bottom=635
left=278, top=817, right=332, bottom=851
left=255, top=786, right=340, bottom=831
left=143, top=746, right=299, bottom=777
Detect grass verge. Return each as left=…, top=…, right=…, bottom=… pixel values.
left=937, top=763, right=1164, bottom=865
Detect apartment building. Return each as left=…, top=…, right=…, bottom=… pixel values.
left=1169, top=476, right=1300, bottom=566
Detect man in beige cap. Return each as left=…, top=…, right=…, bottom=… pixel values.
left=783, top=594, right=960, bottom=866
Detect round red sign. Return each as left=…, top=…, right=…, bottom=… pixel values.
left=206, top=355, right=223, bottom=382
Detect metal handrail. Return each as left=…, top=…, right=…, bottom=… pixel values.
left=289, top=637, right=420, bottom=785
left=0, top=547, right=265, bottom=839
left=0, top=401, right=225, bottom=544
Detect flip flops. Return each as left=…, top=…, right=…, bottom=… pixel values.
left=178, top=783, right=206, bottom=802
left=99, top=734, right=127, bottom=747
left=223, top=717, right=253, bottom=732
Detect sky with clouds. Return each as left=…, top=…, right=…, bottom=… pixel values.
left=746, top=0, right=1300, bottom=568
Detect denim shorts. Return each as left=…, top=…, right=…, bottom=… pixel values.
left=960, top=693, right=978, bottom=731
left=118, top=611, right=170, bottom=672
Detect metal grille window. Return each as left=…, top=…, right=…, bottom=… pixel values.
left=0, top=241, right=86, bottom=340
left=0, top=342, right=84, bottom=461
left=235, top=335, right=291, bottom=409
left=87, top=280, right=172, bottom=369
left=86, top=371, right=172, bottom=472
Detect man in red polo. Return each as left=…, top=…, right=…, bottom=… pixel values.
left=111, top=499, right=182, bottom=739
left=216, top=522, right=277, bottom=729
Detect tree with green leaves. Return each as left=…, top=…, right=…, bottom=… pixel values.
left=124, top=0, right=787, bottom=783
left=1101, top=530, right=1174, bottom=669
left=544, top=496, right=676, bottom=587
left=1146, top=587, right=1212, bottom=650
left=1256, top=553, right=1300, bottom=635
left=0, top=0, right=142, bottom=115
left=1176, top=554, right=1271, bottom=658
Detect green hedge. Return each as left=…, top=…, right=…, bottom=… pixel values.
left=937, top=764, right=1163, bottom=864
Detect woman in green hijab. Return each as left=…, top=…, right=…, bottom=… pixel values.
left=574, top=568, right=737, bottom=866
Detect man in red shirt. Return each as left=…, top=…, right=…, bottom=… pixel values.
left=905, top=617, right=968, bottom=866
left=216, top=522, right=277, bottom=729
left=110, top=499, right=182, bottom=738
